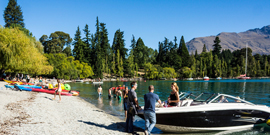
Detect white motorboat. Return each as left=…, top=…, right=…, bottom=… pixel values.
left=75, top=80, right=84, bottom=82
left=137, top=92, right=270, bottom=133
left=92, top=81, right=103, bottom=85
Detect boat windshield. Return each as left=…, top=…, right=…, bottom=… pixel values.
left=179, top=92, right=197, bottom=100
left=193, top=93, right=217, bottom=103
left=209, top=94, right=253, bottom=104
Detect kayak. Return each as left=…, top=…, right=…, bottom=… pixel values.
left=17, top=86, right=32, bottom=91
left=4, top=85, right=14, bottom=88
left=31, top=88, right=78, bottom=96
left=4, top=79, right=34, bottom=85
left=10, top=85, right=42, bottom=89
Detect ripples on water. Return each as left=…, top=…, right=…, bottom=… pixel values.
left=69, top=79, right=270, bottom=134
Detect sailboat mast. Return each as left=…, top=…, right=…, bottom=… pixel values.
left=245, top=43, right=247, bottom=76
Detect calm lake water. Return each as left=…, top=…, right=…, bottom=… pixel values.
left=69, top=79, right=270, bottom=134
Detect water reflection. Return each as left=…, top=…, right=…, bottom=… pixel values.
left=242, top=81, right=246, bottom=100
left=97, top=96, right=103, bottom=109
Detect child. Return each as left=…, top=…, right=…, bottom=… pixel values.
left=53, top=79, right=62, bottom=102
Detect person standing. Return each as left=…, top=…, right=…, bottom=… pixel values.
left=26, top=74, right=30, bottom=83
left=53, top=79, right=62, bottom=102
left=143, top=85, right=161, bottom=135
left=21, top=73, right=24, bottom=81
left=123, top=86, right=129, bottom=120
left=108, top=87, right=113, bottom=99
left=97, top=85, right=102, bottom=96
left=126, top=81, right=139, bottom=134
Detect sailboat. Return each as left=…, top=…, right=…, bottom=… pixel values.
left=238, top=43, right=251, bottom=79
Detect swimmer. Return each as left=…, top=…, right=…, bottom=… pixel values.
left=97, top=85, right=102, bottom=96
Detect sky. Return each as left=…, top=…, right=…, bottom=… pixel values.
left=0, top=0, right=270, bottom=51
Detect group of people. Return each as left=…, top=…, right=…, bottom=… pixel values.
left=9, top=75, right=63, bottom=102
left=97, top=81, right=181, bottom=134
left=125, top=82, right=180, bottom=135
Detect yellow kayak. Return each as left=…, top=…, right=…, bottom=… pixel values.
left=4, top=79, right=23, bottom=84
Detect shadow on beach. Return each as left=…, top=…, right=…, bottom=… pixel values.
left=78, top=120, right=127, bottom=133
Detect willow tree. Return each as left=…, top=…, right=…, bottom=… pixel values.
left=0, top=27, right=53, bottom=74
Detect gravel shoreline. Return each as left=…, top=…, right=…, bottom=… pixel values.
left=0, top=82, right=131, bottom=135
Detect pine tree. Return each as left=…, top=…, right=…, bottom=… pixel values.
left=112, top=29, right=127, bottom=60
left=4, top=0, right=25, bottom=28
left=100, top=23, right=110, bottom=59
left=212, top=36, right=222, bottom=57
left=135, top=37, right=147, bottom=67
left=94, top=17, right=103, bottom=78
left=179, top=36, right=190, bottom=67
left=202, top=44, right=207, bottom=53
left=173, top=36, right=178, bottom=50
left=156, top=42, right=163, bottom=65
left=83, top=24, right=91, bottom=65
left=130, top=35, right=136, bottom=51
left=195, top=49, right=199, bottom=60
left=73, top=26, right=86, bottom=63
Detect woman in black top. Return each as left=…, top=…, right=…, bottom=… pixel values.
left=123, top=86, right=129, bottom=120
left=168, top=82, right=180, bottom=106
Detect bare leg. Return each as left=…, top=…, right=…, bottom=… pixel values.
left=53, top=91, right=56, bottom=100
left=125, top=110, right=127, bottom=120
left=59, top=92, right=61, bottom=102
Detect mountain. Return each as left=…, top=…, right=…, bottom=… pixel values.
left=186, top=25, right=270, bottom=55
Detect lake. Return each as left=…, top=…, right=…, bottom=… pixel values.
left=69, top=79, right=270, bottom=134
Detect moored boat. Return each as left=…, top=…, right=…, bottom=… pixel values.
left=238, top=43, right=251, bottom=80
left=92, top=81, right=103, bottom=84
left=75, top=80, right=84, bottom=82
left=137, top=93, right=270, bottom=133
left=238, top=74, right=251, bottom=79
left=203, top=76, right=209, bottom=80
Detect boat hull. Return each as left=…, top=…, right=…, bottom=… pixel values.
left=92, top=82, right=103, bottom=84
left=137, top=105, right=270, bottom=133
left=238, top=77, right=251, bottom=79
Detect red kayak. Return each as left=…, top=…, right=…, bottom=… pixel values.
left=31, top=88, right=75, bottom=96
left=49, top=88, right=80, bottom=94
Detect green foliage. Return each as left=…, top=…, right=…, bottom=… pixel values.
left=181, top=67, right=192, bottom=78
left=45, top=53, right=93, bottom=79
left=0, top=27, right=53, bottom=74
left=117, top=50, right=124, bottom=77
left=212, top=36, right=222, bottom=57
left=163, top=67, right=176, bottom=79
left=40, top=31, right=72, bottom=54
left=4, top=0, right=24, bottom=28
left=133, top=37, right=155, bottom=67
left=112, top=29, right=128, bottom=60
left=202, top=44, right=207, bottom=53
left=73, top=26, right=87, bottom=63
left=127, top=51, right=135, bottom=77
left=178, top=36, right=190, bottom=67
left=144, top=63, right=159, bottom=79
left=62, top=46, right=72, bottom=56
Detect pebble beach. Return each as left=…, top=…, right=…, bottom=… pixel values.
left=0, top=81, right=131, bottom=135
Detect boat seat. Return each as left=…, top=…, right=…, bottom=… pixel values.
left=180, top=99, right=193, bottom=107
